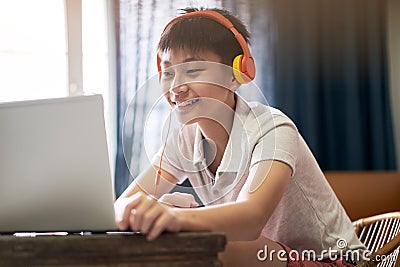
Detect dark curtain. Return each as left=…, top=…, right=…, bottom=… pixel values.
left=114, top=0, right=397, bottom=196
left=225, top=0, right=396, bottom=170
left=114, top=0, right=164, bottom=197
left=114, top=0, right=154, bottom=197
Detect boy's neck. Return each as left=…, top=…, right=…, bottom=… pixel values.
left=197, top=95, right=236, bottom=143
left=197, top=99, right=236, bottom=175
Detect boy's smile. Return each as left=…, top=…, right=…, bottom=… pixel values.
left=173, top=97, right=200, bottom=111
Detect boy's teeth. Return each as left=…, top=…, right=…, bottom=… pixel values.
left=177, top=98, right=198, bottom=107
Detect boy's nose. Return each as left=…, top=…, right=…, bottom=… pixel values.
left=170, top=83, right=189, bottom=96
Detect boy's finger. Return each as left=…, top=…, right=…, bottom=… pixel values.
left=146, top=213, right=171, bottom=241
left=140, top=204, right=163, bottom=234
left=130, top=195, right=157, bottom=231
left=117, top=193, right=144, bottom=229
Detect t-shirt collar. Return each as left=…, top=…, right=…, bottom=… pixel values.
left=192, top=94, right=253, bottom=174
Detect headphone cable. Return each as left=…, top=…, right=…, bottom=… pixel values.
left=154, top=107, right=173, bottom=196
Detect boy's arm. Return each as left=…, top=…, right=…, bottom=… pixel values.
left=175, top=160, right=291, bottom=241
left=116, top=160, right=291, bottom=241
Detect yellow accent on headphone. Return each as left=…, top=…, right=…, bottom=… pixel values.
left=233, top=55, right=247, bottom=84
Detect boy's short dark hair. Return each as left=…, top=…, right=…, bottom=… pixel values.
left=157, top=7, right=251, bottom=66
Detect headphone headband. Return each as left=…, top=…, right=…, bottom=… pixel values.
left=158, top=10, right=256, bottom=83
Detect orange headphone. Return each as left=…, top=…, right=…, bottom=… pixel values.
left=157, top=10, right=256, bottom=84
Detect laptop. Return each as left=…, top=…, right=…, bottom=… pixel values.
left=0, top=94, right=117, bottom=233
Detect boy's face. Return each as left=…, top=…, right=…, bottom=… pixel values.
left=159, top=49, right=238, bottom=125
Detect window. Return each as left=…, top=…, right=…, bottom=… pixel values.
left=0, top=0, right=68, bottom=102
left=0, top=0, right=116, bottom=173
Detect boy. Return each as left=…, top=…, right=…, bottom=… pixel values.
left=114, top=7, right=366, bottom=267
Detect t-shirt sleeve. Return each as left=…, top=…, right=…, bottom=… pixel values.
left=250, top=113, right=299, bottom=175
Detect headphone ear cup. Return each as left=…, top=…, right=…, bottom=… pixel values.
left=157, top=55, right=162, bottom=80
left=233, top=55, right=247, bottom=84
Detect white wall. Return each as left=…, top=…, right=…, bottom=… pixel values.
left=387, top=0, right=400, bottom=170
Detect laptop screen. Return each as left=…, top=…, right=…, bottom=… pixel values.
left=0, top=94, right=117, bottom=233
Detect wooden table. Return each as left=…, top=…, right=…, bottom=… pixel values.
left=0, top=232, right=226, bottom=266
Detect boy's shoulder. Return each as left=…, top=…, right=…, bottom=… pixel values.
left=247, top=101, right=284, bottom=116
left=242, top=99, right=292, bottom=122
left=237, top=98, right=298, bottom=132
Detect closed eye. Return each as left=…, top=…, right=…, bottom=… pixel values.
left=162, top=71, right=174, bottom=79
left=186, top=68, right=205, bottom=74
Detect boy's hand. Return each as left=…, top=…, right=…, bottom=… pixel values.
left=114, top=192, right=181, bottom=240
left=158, top=192, right=199, bottom=208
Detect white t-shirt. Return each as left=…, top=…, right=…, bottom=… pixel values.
left=152, top=94, right=366, bottom=261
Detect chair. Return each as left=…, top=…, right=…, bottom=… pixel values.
left=354, top=212, right=400, bottom=267
left=324, top=171, right=400, bottom=221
